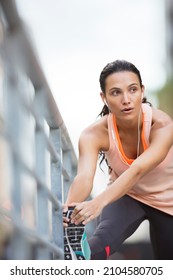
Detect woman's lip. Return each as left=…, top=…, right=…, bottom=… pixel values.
left=121, top=108, right=134, bottom=113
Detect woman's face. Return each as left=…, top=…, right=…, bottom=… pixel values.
left=101, top=71, right=144, bottom=122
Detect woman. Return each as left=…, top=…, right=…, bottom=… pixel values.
left=64, top=60, right=173, bottom=259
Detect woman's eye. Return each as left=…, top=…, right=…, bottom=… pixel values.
left=130, top=87, right=137, bottom=93
left=112, top=90, right=120, bottom=96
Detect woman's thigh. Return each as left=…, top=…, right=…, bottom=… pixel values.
left=143, top=205, right=173, bottom=260
left=88, top=195, right=146, bottom=259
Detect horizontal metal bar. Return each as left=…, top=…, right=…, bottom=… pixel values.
left=21, top=161, right=62, bottom=211
left=3, top=131, right=62, bottom=210
left=13, top=90, right=71, bottom=181
left=0, top=207, right=64, bottom=258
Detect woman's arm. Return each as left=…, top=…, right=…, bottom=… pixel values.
left=65, top=126, right=104, bottom=204
left=71, top=121, right=173, bottom=225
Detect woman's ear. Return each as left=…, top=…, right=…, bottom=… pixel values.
left=100, top=92, right=108, bottom=105
left=100, top=92, right=105, bottom=103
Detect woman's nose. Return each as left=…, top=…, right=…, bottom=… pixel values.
left=122, top=93, right=130, bottom=104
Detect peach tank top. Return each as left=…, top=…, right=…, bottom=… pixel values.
left=105, top=103, right=173, bottom=215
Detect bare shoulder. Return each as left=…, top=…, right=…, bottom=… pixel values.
left=150, top=107, right=173, bottom=144
left=152, top=107, right=173, bottom=130
left=79, top=115, right=109, bottom=152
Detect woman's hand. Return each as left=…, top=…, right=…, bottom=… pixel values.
left=69, top=197, right=104, bottom=225
left=63, top=204, right=70, bottom=228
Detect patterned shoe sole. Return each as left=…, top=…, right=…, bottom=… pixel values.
left=64, top=207, right=85, bottom=260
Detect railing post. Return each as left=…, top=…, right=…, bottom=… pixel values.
left=63, top=150, right=73, bottom=203
left=34, top=88, right=50, bottom=259
left=3, top=63, right=31, bottom=259
left=50, top=128, right=64, bottom=259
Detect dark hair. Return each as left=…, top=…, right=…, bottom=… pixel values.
left=98, top=60, right=151, bottom=117
left=98, top=60, right=152, bottom=170
left=100, top=60, right=142, bottom=93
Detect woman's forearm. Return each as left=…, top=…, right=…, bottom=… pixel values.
left=95, top=164, right=142, bottom=207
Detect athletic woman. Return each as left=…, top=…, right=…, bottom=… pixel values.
left=64, top=60, right=173, bottom=259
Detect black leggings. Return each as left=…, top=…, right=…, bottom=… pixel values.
left=88, top=195, right=173, bottom=260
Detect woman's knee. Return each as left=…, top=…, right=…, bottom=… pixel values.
left=88, top=236, right=110, bottom=260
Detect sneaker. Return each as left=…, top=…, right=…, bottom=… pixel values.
left=63, top=207, right=91, bottom=260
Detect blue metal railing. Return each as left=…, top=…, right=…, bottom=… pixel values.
left=0, top=0, right=77, bottom=260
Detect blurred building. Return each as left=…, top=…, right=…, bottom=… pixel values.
left=157, top=0, right=173, bottom=117
left=165, top=0, right=173, bottom=78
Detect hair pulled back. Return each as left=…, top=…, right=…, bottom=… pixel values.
left=98, top=60, right=151, bottom=117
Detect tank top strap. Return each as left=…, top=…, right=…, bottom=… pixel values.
left=107, top=113, right=118, bottom=150
left=141, top=103, right=152, bottom=147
